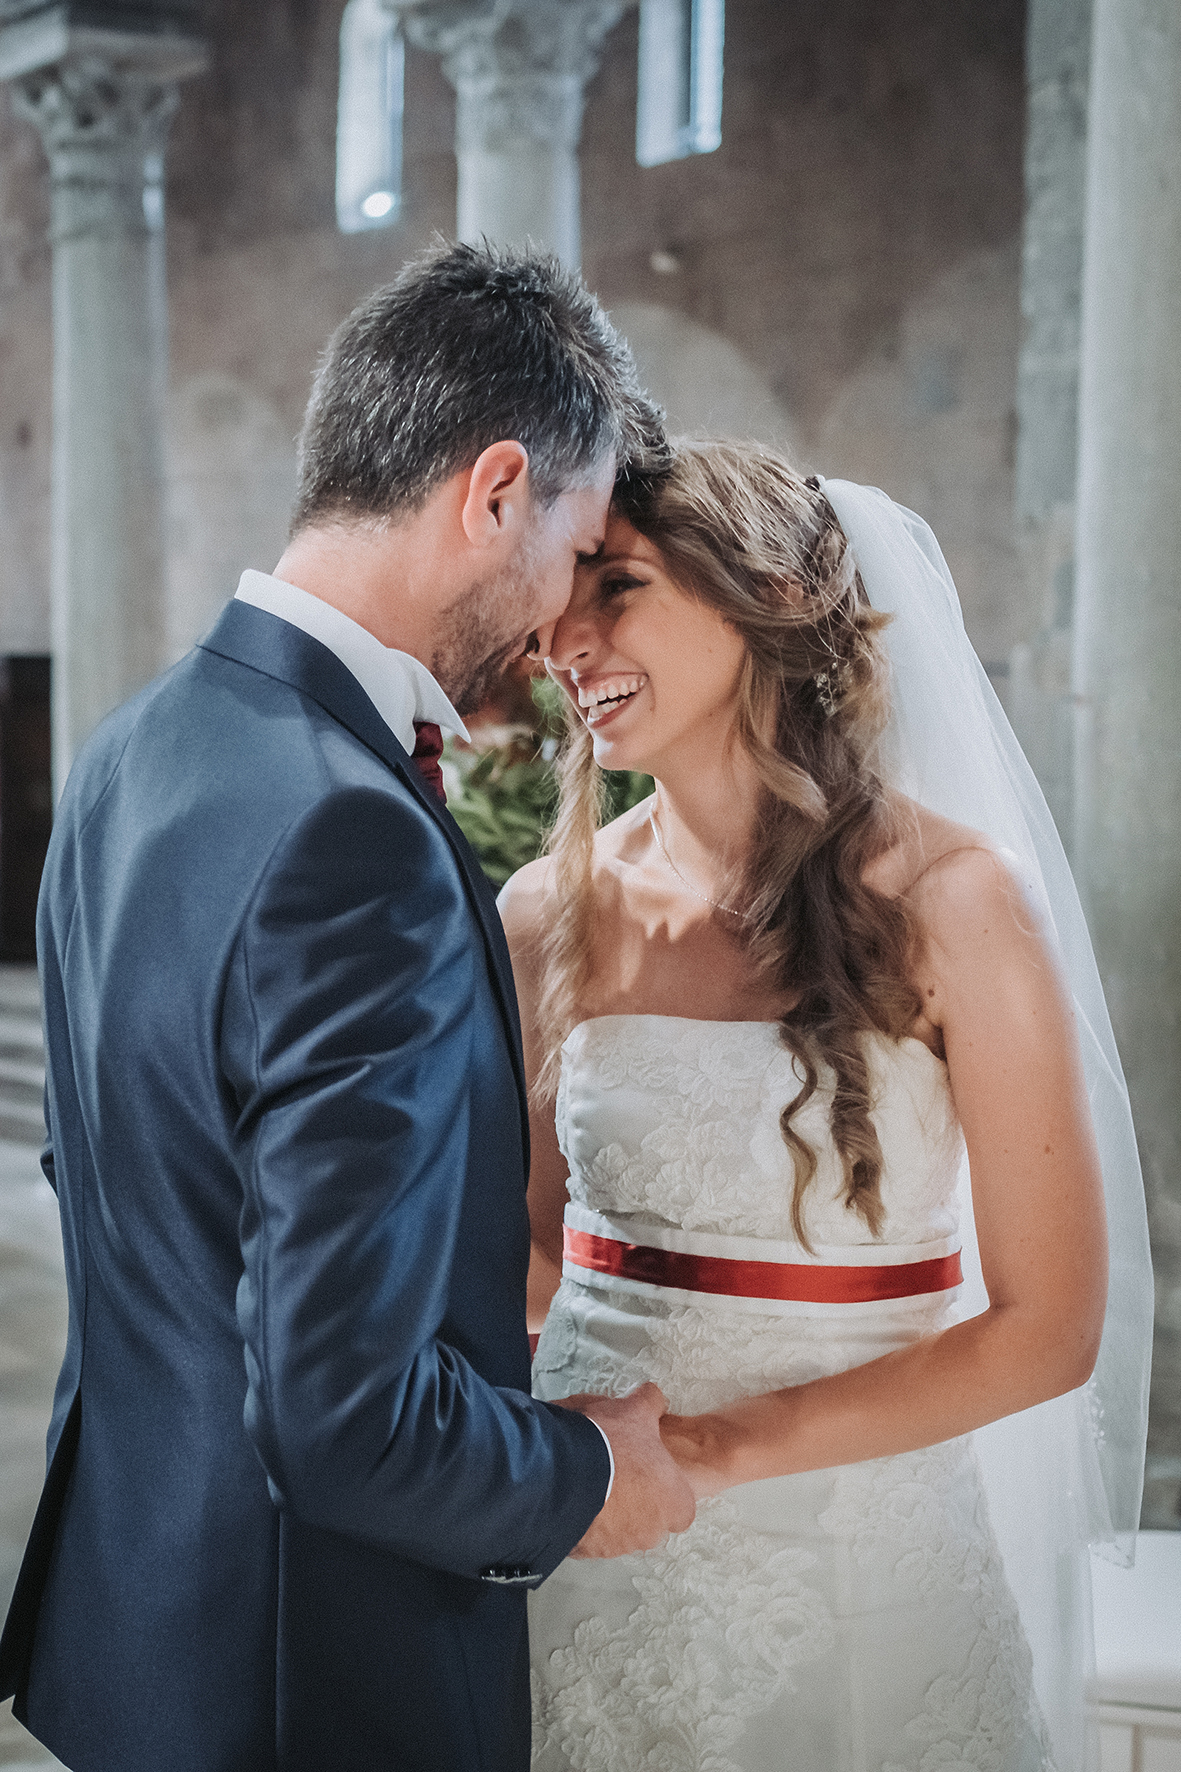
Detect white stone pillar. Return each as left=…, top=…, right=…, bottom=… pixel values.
left=1072, top=0, right=1181, bottom=1528
left=1009, top=0, right=1091, bottom=851
left=0, top=18, right=205, bottom=787
left=401, top=0, right=628, bottom=267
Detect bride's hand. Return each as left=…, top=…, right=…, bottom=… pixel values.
left=658, top=1412, right=734, bottom=1499
left=555, top=1384, right=697, bottom=1556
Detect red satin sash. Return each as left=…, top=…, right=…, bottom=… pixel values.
left=563, top=1226, right=962, bottom=1304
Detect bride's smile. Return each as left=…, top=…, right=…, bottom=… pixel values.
left=546, top=514, right=748, bottom=777
left=576, top=673, right=648, bottom=726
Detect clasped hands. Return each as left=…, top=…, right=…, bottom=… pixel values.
left=553, top=1384, right=729, bottom=1559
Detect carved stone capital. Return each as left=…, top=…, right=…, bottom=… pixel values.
left=13, top=55, right=177, bottom=239
left=398, top=0, right=628, bottom=152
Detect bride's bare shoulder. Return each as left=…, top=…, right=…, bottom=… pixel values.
left=498, top=796, right=652, bottom=924
left=867, top=801, right=1008, bottom=901
left=497, top=853, right=557, bottom=952
left=499, top=796, right=655, bottom=966
left=867, top=800, right=1031, bottom=942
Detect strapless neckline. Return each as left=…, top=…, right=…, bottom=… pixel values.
left=556, top=1013, right=962, bottom=1250
left=563, top=1012, right=947, bottom=1075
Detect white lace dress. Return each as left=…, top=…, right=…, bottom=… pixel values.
left=529, top=1015, right=1053, bottom=1772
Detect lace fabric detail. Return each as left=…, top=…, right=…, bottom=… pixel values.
left=556, top=1018, right=785, bottom=1238
left=531, top=1497, right=836, bottom=1772
left=557, top=1017, right=963, bottom=1248
left=534, top=1018, right=1049, bottom=1772
left=533, top=1278, right=945, bottom=1417
left=819, top=1444, right=1055, bottom=1772
left=534, top=1299, right=1051, bottom=1767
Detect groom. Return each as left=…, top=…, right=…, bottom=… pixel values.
left=0, top=243, right=694, bottom=1771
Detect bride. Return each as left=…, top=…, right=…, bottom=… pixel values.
left=498, top=441, right=1152, bottom=1772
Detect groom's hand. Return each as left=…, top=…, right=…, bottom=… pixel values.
left=554, top=1383, right=696, bottom=1558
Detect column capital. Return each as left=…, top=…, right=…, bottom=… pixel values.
left=0, top=6, right=205, bottom=777
left=13, top=56, right=178, bottom=238
left=0, top=4, right=207, bottom=85
left=397, top=0, right=629, bottom=151
left=0, top=11, right=206, bottom=242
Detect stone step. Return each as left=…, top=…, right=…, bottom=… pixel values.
left=0, top=1012, right=44, bottom=1053
left=0, top=1000, right=40, bottom=1030
left=0, top=969, right=45, bottom=1147
left=0, top=1059, right=44, bottom=1094
left=0, top=966, right=40, bottom=1019
left=0, top=1101, right=46, bottom=1145
left=0, top=1090, right=44, bottom=1117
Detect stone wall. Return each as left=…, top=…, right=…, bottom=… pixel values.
left=0, top=0, right=1028, bottom=674
left=585, top=0, right=1027, bottom=674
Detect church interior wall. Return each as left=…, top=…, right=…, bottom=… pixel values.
left=0, top=0, right=1030, bottom=683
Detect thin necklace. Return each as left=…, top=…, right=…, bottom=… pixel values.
left=648, top=806, right=745, bottom=918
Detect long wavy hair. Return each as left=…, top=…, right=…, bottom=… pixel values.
left=535, top=439, right=923, bottom=1245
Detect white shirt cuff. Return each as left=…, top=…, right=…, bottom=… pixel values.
left=589, top=1419, right=614, bottom=1503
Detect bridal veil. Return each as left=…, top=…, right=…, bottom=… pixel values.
left=819, top=479, right=1154, bottom=1770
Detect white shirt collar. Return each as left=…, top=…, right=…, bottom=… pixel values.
left=234, top=569, right=469, bottom=756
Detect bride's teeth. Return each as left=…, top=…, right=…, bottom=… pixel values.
left=576, top=674, right=647, bottom=715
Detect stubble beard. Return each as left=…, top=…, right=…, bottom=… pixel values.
left=431, top=531, right=545, bottom=717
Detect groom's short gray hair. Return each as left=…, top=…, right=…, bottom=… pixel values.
left=292, top=240, right=667, bottom=531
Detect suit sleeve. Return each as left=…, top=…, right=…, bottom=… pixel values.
left=221, top=783, right=609, bottom=1580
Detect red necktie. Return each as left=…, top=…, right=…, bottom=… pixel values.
left=411, top=721, right=446, bottom=804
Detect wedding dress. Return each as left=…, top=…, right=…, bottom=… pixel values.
left=528, top=480, right=1152, bottom=1770
left=529, top=1013, right=1052, bottom=1772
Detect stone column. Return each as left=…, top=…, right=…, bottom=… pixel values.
left=0, top=11, right=206, bottom=787
left=1072, top=0, right=1181, bottom=1529
left=1008, top=0, right=1091, bottom=852
left=400, top=0, right=629, bottom=266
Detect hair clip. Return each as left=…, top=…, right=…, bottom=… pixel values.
left=814, top=668, right=840, bottom=718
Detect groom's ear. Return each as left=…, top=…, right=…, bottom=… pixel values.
left=460, top=441, right=531, bottom=548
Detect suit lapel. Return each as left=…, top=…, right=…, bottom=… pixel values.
left=198, top=600, right=531, bottom=1159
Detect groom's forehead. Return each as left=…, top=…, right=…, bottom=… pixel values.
left=545, top=466, right=614, bottom=552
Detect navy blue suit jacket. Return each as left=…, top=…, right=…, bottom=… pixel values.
left=0, top=599, right=609, bottom=1771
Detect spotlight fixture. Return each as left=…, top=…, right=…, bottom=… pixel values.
left=336, top=0, right=404, bottom=234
